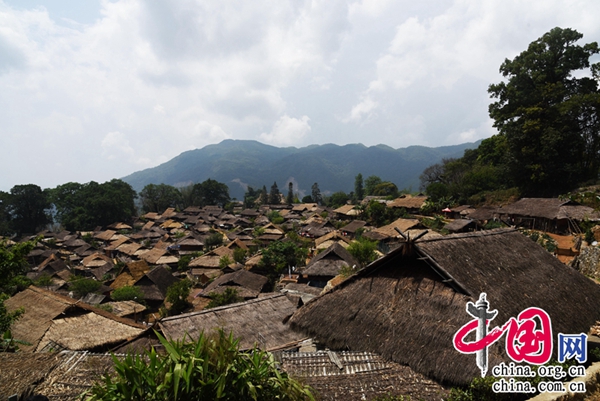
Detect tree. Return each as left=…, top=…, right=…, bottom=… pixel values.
left=243, top=186, right=259, bottom=208
left=86, top=329, right=314, bottom=401
left=364, top=175, right=383, bottom=196
left=287, top=182, right=294, bottom=205
left=488, top=27, right=600, bottom=196
left=51, top=180, right=137, bottom=231
left=7, top=184, right=51, bottom=235
left=69, top=277, right=102, bottom=298
left=206, top=288, right=243, bottom=309
left=372, top=182, right=399, bottom=198
left=166, top=279, right=192, bottom=315
left=301, top=195, right=313, bottom=203
left=354, top=173, right=364, bottom=202
left=258, top=241, right=308, bottom=289
left=139, top=183, right=182, bottom=213
left=268, top=181, right=281, bottom=204
left=0, top=239, right=36, bottom=295
left=111, top=286, right=145, bottom=302
left=327, top=191, right=349, bottom=208
left=260, top=185, right=268, bottom=205
left=191, top=179, right=230, bottom=207
left=347, top=237, right=378, bottom=268
left=311, top=183, right=322, bottom=206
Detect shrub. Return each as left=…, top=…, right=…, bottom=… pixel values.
left=85, top=330, right=314, bottom=401
left=206, top=288, right=243, bottom=309
left=69, top=277, right=102, bottom=298
left=111, top=286, right=145, bottom=303
left=166, top=279, right=192, bottom=315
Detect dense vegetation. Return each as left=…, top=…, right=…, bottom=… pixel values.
left=86, top=330, right=314, bottom=401
left=421, top=27, right=600, bottom=204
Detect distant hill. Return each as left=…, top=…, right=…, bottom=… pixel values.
left=121, top=139, right=481, bottom=200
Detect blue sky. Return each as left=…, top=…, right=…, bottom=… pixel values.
left=1, top=0, right=599, bottom=191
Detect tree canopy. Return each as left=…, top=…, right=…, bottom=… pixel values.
left=489, top=27, right=600, bottom=196
left=50, top=179, right=137, bottom=231
left=421, top=27, right=600, bottom=203
left=139, top=183, right=183, bottom=213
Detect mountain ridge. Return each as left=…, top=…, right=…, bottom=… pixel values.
left=121, top=139, right=482, bottom=200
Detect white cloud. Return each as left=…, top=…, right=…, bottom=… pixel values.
left=260, top=115, right=311, bottom=146
left=1, top=0, right=600, bottom=190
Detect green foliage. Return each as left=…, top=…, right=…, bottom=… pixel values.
left=140, top=183, right=183, bottom=213
left=327, top=191, right=349, bottom=208
left=5, top=184, right=52, bottom=235
left=364, top=175, right=383, bottom=196
left=69, top=277, right=102, bottom=298
left=258, top=241, right=308, bottom=288
left=192, top=179, right=231, bottom=207
left=34, top=273, right=54, bottom=287
left=268, top=182, right=281, bottom=205
left=97, top=304, right=114, bottom=313
left=178, top=255, right=193, bottom=271
left=354, top=173, right=364, bottom=201
left=219, top=255, right=233, bottom=269
left=347, top=237, right=378, bottom=268
left=206, top=288, right=243, bottom=309
left=111, top=286, right=145, bottom=302
left=50, top=180, right=137, bottom=231
left=301, top=195, right=313, bottom=203
left=244, top=186, right=260, bottom=208
left=85, top=329, right=314, bottom=401
left=311, top=183, right=322, bottom=206
left=0, top=238, right=36, bottom=295
left=488, top=27, right=600, bottom=196
left=338, top=264, right=358, bottom=278
left=166, top=279, right=192, bottom=316
left=421, top=215, right=447, bottom=232
left=233, top=248, right=247, bottom=264
left=205, top=232, right=224, bottom=248
left=521, top=230, right=558, bottom=253
left=446, top=376, right=509, bottom=401
left=286, top=182, right=294, bottom=205
left=267, top=211, right=284, bottom=225
left=372, top=182, right=399, bottom=198
left=0, top=293, right=23, bottom=336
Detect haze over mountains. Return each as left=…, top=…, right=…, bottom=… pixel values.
left=121, top=139, right=481, bottom=200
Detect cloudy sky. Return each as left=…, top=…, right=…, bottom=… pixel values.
left=1, top=0, right=599, bottom=191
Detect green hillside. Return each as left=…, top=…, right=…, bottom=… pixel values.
left=121, top=139, right=481, bottom=200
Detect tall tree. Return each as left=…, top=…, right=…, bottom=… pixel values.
left=268, top=182, right=281, bottom=204
left=139, top=183, right=182, bottom=213
left=243, top=186, right=259, bottom=209
left=51, top=180, right=136, bottom=231
left=354, top=173, right=364, bottom=201
left=287, top=182, right=294, bottom=205
left=488, top=27, right=600, bottom=196
left=364, top=175, right=382, bottom=196
left=7, top=184, right=51, bottom=235
left=192, top=179, right=230, bottom=207
left=311, top=183, right=322, bottom=205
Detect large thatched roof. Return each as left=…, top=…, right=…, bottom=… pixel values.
left=302, top=242, right=359, bottom=277
left=499, top=198, right=600, bottom=221
left=290, top=228, right=600, bottom=386
left=160, top=293, right=304, bottom=350
left=5, top=286, right=145, bottom=353
left=200, top=269, right=268, bottom=298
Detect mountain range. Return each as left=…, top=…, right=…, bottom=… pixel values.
left=121, top=139, right=481, bottom=200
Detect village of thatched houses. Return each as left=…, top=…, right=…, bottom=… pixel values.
left=5, top=196, right=600, bottom=399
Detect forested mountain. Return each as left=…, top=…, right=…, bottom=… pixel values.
left=121, top=139, right=480, bottom=200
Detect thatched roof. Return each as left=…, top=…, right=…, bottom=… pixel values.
left=5, top=286, right=145, bottom=353
left=387, top=195, right=428, bottom=209
left=189, top=254, right=222, bottom=268
left=159, top=293, right=303, bottom=350
left=134, top=265, right=178, bottom=301
left=290, top=228, right=600, bottom=386
left=36, top=310, right=144, bottom=352
left=340, top=220, right=366, bottom=233
left=200, top=269, right=268, bottom=298
left=94, top=229, right=117, bottom=241
left=106, top=300, right=147, bottom=317
left=443, top=218, right=477, bottom=232
left=139, top=247, right=167, bottom=264
left=364, top=218, right=421, bottom=240
left=499, top=197, right=600, bottom=221
left=281, top=351, right=448, bottom=401
left=303, top=243, right=359, bottom=277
